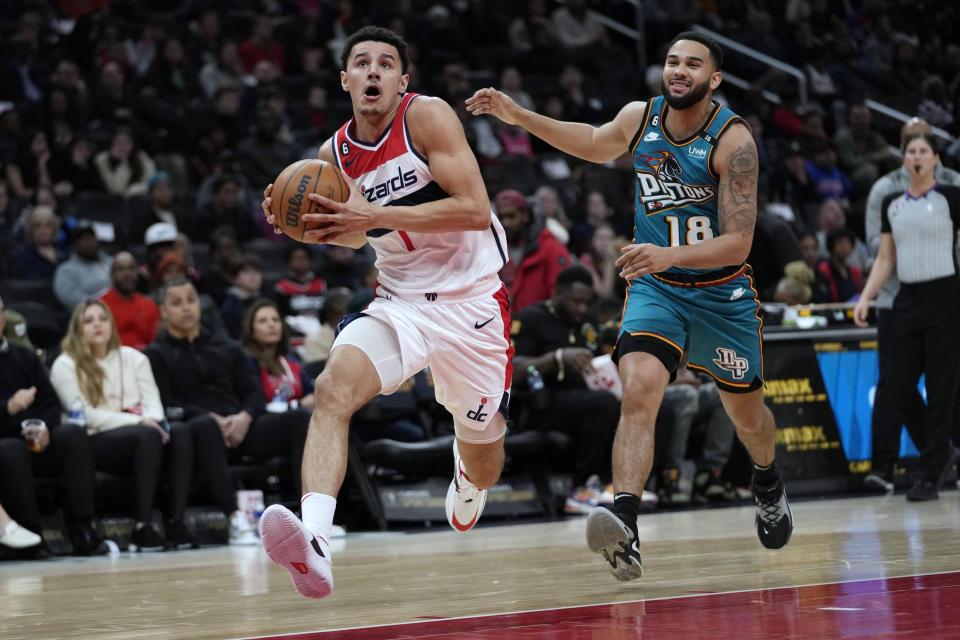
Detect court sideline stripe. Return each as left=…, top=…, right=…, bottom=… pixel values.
left=234, top=568, right=960, bottom=639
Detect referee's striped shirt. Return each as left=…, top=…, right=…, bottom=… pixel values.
left=881, top=184, right=960, bottom=283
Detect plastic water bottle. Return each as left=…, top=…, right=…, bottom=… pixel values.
left=526, top=365, right=545, bottom=392
left=266, top=388, right=289, bottom=413
left=67, top=397, right=86, bottom=427
left=527, top=365, right=549, bottom=411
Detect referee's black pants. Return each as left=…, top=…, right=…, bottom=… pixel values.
left=888, top=277, right=960, bottom=482
left=871, top=308, right=926, bottom=472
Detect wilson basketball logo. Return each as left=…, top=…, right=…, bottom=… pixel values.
left=286, top=174, right=314, bottom=227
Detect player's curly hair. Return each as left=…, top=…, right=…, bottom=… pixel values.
left=340, top=26, right=409, bottom=73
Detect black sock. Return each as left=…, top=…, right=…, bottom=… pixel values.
left=613, top=492, right=642, bottom=522
left=753, top=461, right=780, bottom=486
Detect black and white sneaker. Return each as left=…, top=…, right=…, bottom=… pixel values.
left=753, top=479, right=794, bottom=550
left=585, top=505, right=643, bottom=581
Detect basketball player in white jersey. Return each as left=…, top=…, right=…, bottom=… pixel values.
left=259, top=26, right=512, bottom=599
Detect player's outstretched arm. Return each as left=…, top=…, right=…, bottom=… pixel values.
left=466, top=88, right=643, bottom=164
left=616, top=123, right=758, bottom=279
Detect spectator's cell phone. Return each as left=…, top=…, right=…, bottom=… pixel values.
left=160, top=418, right=171, bottom=433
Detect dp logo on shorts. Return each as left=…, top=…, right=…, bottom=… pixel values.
left=713, top=347, right=748, bottom=379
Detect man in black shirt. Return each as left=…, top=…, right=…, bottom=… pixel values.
left=511, top=266, right=660, bottom=513
left=145, top=279, right=308, bottom=544
left=0, top=295, right=106, bottom=556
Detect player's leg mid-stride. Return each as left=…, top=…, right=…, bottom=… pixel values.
left=446, top=439, right=488, bottom=531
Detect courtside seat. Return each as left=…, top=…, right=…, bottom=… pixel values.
left=355, top=429, right=574, bottom=527
left=357, top=431, right=567, bottom=476
left=6, top=300, right=66, bottom=350
left=360, top=435, right=456, bottom=475
left=229, top=455, right=292, bottom=496
left=0, top=278, right=61, bottom=311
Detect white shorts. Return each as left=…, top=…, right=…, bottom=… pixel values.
left=332, top=282, right=513, bottom=444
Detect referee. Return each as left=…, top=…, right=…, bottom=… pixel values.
left=862, top=118, right=960, bottom=491
left=855, top=131, right=960, bottom=501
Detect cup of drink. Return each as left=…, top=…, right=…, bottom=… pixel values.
left=236, top=489, right=265, bottom=527
left=20, top=419, right=48, bottom=453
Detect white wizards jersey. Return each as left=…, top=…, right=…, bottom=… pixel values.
left=331, top=93, right=507, bottom=298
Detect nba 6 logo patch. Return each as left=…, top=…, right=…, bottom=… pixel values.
left=713, top=347, right=748, bottom=379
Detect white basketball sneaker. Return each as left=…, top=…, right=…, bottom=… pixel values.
left=259, top=504, right=333, bottom=599
left=445, top=441, right=487, bottom=532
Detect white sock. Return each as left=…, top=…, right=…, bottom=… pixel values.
left=301, top=492, right=336, bottom=544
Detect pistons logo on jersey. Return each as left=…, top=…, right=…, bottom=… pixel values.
left=635, top=151, right=716, bottom=215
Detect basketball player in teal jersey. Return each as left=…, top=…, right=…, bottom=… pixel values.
left=468, top=31, right=793, bottom=580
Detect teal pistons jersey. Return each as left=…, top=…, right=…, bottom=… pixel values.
left=631, top=95, right=745, bottom=276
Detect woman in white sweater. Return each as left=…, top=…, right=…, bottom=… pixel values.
left=50, top=299, right=195, bottom=550
left=93, top=127, right=156, bottom=197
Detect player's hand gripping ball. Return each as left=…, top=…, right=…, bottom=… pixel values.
left=269, top=159, right=349, bottom=241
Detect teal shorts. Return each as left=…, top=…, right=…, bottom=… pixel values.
left=616, top=265, right=764, bottom=393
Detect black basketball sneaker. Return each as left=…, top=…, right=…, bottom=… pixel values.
left=753, top=477, right=794, bottom=549
left=585, top=505, right=644, bottom=581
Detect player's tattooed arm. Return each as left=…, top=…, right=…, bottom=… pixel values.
left=717, top=139, right=758, bottom=237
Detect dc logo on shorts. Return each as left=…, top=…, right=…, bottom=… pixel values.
left=424, top=292, right=438, bottom=301
left=467, top=398, right=488, bottom=422
left=713, top=347, right=749, bottom=379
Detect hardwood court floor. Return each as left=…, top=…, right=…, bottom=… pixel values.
left=1, top=493, right=958, bottom=640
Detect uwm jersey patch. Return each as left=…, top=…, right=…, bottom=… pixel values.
left=635, top=150, right=716, bottom=215
left=332, top=93, right=507, bottom=297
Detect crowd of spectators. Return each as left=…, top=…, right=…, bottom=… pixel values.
left=2, top=0, right=960, bottom=554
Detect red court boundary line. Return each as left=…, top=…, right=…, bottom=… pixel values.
left=236, top=569, right=960, bottom=640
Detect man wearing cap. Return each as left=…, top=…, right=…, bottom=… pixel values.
left=140, top=221, right=178, bottom=292
left=495, top=189, right=571, bottom=312
left=101, top=251, right=159, bottom=350
left=53, top=221, right=113, bottom=311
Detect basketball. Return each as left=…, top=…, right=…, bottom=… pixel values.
left=270, top=159, right=349, bottom=242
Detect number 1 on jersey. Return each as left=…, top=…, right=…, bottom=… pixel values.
left=665, top=215, right=714, bottom=247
